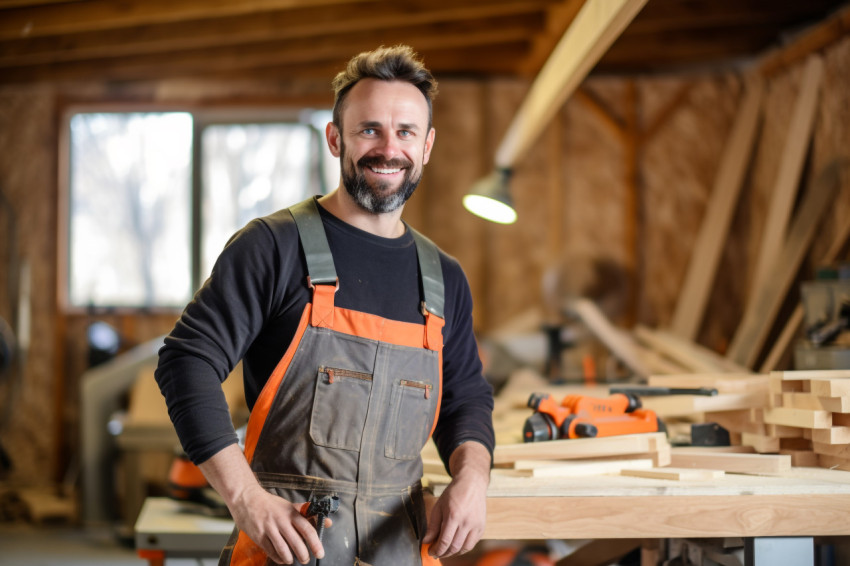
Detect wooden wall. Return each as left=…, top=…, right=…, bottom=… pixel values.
left=1, top=34, right=849, bottom=490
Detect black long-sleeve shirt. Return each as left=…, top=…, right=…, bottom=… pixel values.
left=155, top=200, right=495, bottom=469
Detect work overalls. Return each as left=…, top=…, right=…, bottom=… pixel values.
left=220, top=197, right=445, bottom=566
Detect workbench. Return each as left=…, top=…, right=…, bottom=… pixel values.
left=134, top=465, right=850, bottom=565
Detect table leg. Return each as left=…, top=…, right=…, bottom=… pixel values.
left=137, top=548, right=165, bottom=566
left=641, top=538, right=661, bottom=565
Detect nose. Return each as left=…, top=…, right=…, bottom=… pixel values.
left=374, top=131, right=401, bottom=160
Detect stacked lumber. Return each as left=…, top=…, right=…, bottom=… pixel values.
left=749, top=370, right=850, bottom=469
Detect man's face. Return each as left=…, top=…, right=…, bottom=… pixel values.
left=327, top=78, right=435, bottom=214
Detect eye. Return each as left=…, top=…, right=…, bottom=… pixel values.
left=362, top=127, right=376, bottom=135
left=398, top=130, right=412, bottom=138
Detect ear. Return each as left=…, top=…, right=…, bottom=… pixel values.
left=326, top=122, right=342, bottom=158
left=422, top=127, right=436, bottom=165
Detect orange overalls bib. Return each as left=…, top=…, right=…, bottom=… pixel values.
left=220, top=197, right=445, bottom=566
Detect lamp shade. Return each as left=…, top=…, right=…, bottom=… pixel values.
left=462, top=168, right=517, bottom=224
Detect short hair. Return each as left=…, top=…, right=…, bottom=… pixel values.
left=332, top=44, right=438, bottom=129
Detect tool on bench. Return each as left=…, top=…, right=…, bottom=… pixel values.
left=609, top=385, right=718, bottom=396
left=523, top=392, right=662, bottom=442
left=301, top=493, right=339, bottom=565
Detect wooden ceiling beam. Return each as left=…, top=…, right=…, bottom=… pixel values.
left=625, top=0, right=845, bottom=35
left=517, top=0, right=585, bottom=78
left=0, top=0, right=372, bottom=39
left=0, top=20, right=536, bottom=83
left=494, top=0, right=647, bottom=169
left=0, top=0, right=549, bottom=67
left=202, top=42, right=531, bottom=83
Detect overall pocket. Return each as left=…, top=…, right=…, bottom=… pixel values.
left=385, top=379, right=436, bottom=460
left=310, top=365, right=373, bottom=451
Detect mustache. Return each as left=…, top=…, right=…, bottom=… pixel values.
left=357, top=155, right=413, bottom=170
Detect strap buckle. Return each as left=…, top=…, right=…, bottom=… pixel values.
left=307, top=276, right=339, bottom=292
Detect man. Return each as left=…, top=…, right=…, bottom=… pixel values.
left=155, top=44, right=495, bottom=565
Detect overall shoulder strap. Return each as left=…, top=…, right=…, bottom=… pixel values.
left=288, top=197, right=337, bottom=286
left=409, top=227, right=445, bottom=320
left=289, top=197, right=337, bottom=328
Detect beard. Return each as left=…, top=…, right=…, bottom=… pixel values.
left=340, top=141, right=422, bottom=214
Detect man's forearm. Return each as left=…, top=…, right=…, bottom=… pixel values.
left=448, top=440, right=491, bottom=484
left=197, top=443, right=261, bottom=508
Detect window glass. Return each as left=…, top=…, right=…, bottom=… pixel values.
left=68, top=112, right=192, bottom=307
left=201, top=123, right=313, bottom=277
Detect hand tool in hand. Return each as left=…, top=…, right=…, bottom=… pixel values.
left=301, top=493, right=339, bottom=565
left=523, top=392, right=662, bottom=442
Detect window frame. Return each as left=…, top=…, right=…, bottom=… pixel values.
left=58, top=104, right=332, bottom=313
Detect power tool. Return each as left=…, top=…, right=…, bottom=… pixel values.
left=523, top=392, right=662, bottom=442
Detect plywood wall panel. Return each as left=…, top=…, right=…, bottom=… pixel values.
left=640, top=76, right=740, bottom=330
left=0, top=85, right=59, bottom=486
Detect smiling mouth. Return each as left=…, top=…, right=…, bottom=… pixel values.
left=369, top=166, right=402, bottom=174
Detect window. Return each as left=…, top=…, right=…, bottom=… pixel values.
left=66, top=110, right=337, bottom=309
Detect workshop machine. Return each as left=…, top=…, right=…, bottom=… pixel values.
left=796, top=274, right=850, bottom=369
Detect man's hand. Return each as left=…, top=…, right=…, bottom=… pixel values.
left=199, top=444, right=325, bottom=565
left=422, top=441, right=490, bottom=558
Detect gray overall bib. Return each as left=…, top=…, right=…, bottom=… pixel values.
left=220, top=197, right=445, bottom=566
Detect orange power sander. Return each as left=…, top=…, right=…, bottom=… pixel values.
left=523, top=392, right=663, bottom=442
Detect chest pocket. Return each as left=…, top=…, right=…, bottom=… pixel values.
left=310, top=366, right=373, bottom=451
left=385, top=378, right=438, bottom=460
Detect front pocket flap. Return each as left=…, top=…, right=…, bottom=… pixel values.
left=310, top=365, right=374, bottom=451
left=320, top=366, right=374, bottom=384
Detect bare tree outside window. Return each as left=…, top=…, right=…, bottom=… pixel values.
left=67, top=110, right=338, bottom=309
left=69, top=112, right=192, bottom=308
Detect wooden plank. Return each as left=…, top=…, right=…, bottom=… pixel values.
left=781, top=450, right=819, bottom=467
left=812, top=442, right=850, bottom=458
left=779, top=393, right=850, bottom=413
left=634, top=326, right=730, bottom=373
left=747, top=55, right=823, bottom=303
left=515, top=458, right=654, bottom=478
left=648, top=373, right=767, bottom=394
left=765, top=424, right=805, bottom=439
left=482, top=494, right=850, bottom=539
left=727, top=160, right=843, bottom=367
left=819, top=396, right=850, bottom=413
left=781, top=392, right=827, bottom=411
left=0, top=1, right=552, bottom=67
left=742, top=433, right=780, bottom=454
left=620, top=467, right=725, bottom=481
left=669, top=450, right=791, bottom=475
left=641, top=391, right=769, bottom=417
left=567, top=297, right=651, bottom=377
left=762, top=407, right=832, bottom=429
left=809, top=378, right=850, bottom=397
left=669, top=77, right=763, bottom=340
left=704, top=410, right=765, bottom=435
left=775, top=370, right=850, bottom=380
left=810, top=427, right=850, bottom=445
left=518, top=0, right=585, bottom=76
left=494, top=0, right=647, bottom=168
left=493, top=432, right=668, bottom=466
left=0, top=0, right=372, bottom=39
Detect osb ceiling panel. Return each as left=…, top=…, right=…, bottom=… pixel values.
left=0, top=0, right=847, bottom=85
